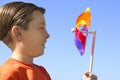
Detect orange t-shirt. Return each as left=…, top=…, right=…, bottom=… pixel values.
left=0, top=58, right=51, bottom=80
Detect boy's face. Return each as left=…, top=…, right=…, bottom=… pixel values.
left=21, top=11, right=49, bottom=57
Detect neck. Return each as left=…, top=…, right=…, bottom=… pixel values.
left=11, top=50, right=33, bottom=64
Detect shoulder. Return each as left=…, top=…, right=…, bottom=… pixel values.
left=35, top=65, right=47, bottom=71
left=0, top=59, right=23, bottom=72
left=0, top=65, right=20, bottom=80
left=0, top=59, right=22, bottom=80
left=35, top=65, right=51, bottom=80
left=35, top=65, right=49, bottom=74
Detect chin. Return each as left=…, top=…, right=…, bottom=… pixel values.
left=35, top=51, right=44, bottom=57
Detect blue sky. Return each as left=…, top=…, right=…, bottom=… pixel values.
left=0, top=0, right=120, bottom=80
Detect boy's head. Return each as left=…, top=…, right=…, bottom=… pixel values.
left=0, top=1, right=45, bottom=46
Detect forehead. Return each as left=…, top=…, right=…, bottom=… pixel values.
left=31, top=11, right=45, bottom=24
left=27, top=11, right=46, bottom=29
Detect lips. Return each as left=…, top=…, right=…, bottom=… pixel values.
left=41, top=44, right=45, bottom=48
left=41, top=41, right=47, bottom=48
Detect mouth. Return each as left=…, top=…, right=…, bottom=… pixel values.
left=41, top=44, right=45, bottom=48
left=41, top=41, right=47, bottom=48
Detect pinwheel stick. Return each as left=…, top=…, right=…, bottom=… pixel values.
left=71, top=28, right=96, bottom=74
left=89, top=30, right=96, bottom=74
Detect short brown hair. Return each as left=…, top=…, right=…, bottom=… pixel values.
left=0, top=1, right=45, bottom=45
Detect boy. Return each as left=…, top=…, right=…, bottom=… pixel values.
left=0, top=1, right=97, bottom=80
left=0, top=1, right=51, bottom=80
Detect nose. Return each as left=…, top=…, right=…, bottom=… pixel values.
left=45, top=30, right=50, bottom=39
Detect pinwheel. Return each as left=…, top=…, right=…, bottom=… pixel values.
left=71, top=7, right=96, bottom=73
left=72, top=7, right=91, bottom=55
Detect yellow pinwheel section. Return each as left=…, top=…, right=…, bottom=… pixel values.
left=76, top=7, right=91, bottom=29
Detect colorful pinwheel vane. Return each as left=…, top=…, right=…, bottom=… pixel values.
left=72, top=7, right=91, bottom=56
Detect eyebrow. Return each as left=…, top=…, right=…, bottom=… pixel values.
left=39, top=22, right=45, bottom=25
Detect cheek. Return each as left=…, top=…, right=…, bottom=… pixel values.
left=22, top=30, right=43, bottom=46
left=27, top=35, right=41, bottom=44
left=29, top=34, right=42, bottom=46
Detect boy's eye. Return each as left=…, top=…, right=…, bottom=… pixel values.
left=39, top=23, right=45, bottom=29
left=40, top=26, right=44, bottom=29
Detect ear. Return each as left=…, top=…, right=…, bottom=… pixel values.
left=11, top=26, right=23, bottom=41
